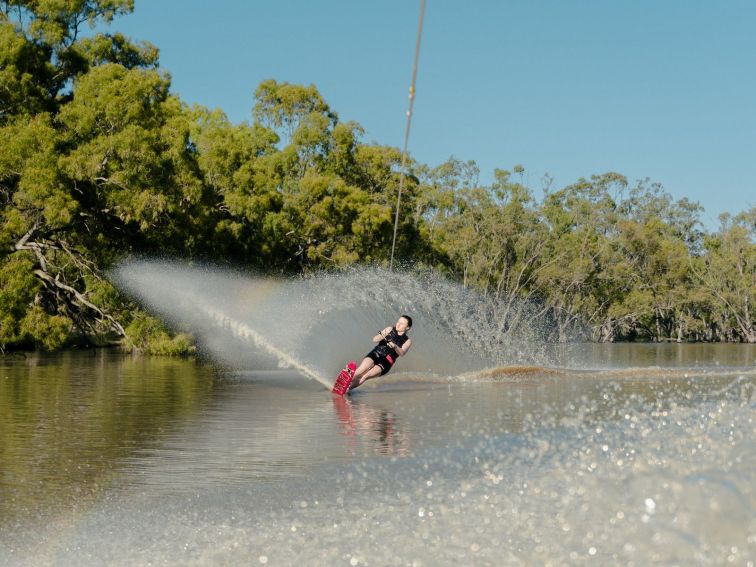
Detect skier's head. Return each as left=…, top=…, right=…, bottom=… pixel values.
left=397, top=315, right=413, bottom=332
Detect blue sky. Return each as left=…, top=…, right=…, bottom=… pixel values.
left=110, top=1, right=755, bottom=228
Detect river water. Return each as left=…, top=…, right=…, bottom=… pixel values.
left=1, top=345, right=754, bottom=566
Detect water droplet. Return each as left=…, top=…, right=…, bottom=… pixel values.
left=644, top=498, right=656, bottom=514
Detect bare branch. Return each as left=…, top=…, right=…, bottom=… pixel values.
left=33, top=269, right=126, bottom=338
left=13, top=220, right=41, bottom=251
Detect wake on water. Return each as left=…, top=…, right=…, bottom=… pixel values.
left=111, top=260, right=564, bottom=387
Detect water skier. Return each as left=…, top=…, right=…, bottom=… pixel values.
left=348, top=315, right=413, bottom=392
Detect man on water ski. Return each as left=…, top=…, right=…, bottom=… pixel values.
left=348, top=315, right=413, bottom=392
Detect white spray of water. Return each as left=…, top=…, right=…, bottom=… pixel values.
left=186, top=297, right=328, bottom=386
left=111, top=260, right=330, bottom=384
left=111, top=259, right=579, bottom=391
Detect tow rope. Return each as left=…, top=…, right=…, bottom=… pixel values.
left=389, top=0, right=426, bottom=271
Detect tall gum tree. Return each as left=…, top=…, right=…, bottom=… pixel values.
left=240, top=80, right=395, bottom=269
left=695, top=209, right=756, bottom=342
left=0, top=0, right=189, bottom=350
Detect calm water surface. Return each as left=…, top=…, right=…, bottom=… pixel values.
left=1, top=345, right=754, bottom=566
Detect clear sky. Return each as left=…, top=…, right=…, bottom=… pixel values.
left=109, top=0, right=755, bottom=228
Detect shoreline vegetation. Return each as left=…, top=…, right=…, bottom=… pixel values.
left=1, top=2, right=754, bottom=354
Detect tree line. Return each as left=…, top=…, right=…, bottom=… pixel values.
left=1, top=1, right=754, bottom=352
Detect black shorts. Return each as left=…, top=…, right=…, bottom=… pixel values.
left=367, top=347, right=396, bottom=376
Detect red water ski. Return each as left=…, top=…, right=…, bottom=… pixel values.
left=332, top=361, right=357, bottom=395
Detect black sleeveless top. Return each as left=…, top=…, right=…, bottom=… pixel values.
left=378, top=327, right=409, bottom=358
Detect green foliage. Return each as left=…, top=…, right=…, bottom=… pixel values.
left=19, top=306, right=71, bottom=350
left=279, top=172, right=392, bottom=265
left=0, top=252, right=71, bottom=350
left=253, top=79, right=336, bottom=142
left=695, top=209, right=756, bottom=341
left=74, top=32, right=159, bottom=70
left=0, top=18, right=53, bottom=118
left=124, top=312, right=194, bottom=356
left=0, top=253, right=40, bottom=347
left=0, top=1, right=137, bottom=121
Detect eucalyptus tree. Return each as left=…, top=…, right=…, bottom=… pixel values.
left=230, top=79, right=398, bottom=269
left=415, top=162, right=550, bottom=338
left=1, top=0, right=151, bottom=121
left=611, top=181, right=704, bottom=341
left=0, top=0, right=198, bottom=350
left=536, top=173, right=623, bottom=341
left=695, top=209, right=756, bottom=342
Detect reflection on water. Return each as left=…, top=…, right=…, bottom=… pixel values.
left=0, top=345, right=754, bottom=566
left=0, top=352, right=216, bottom=523
left=332, top=396, right=410, bottom=456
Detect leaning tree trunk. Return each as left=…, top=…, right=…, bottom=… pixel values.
left=13, top=224, right=127, bottom=343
